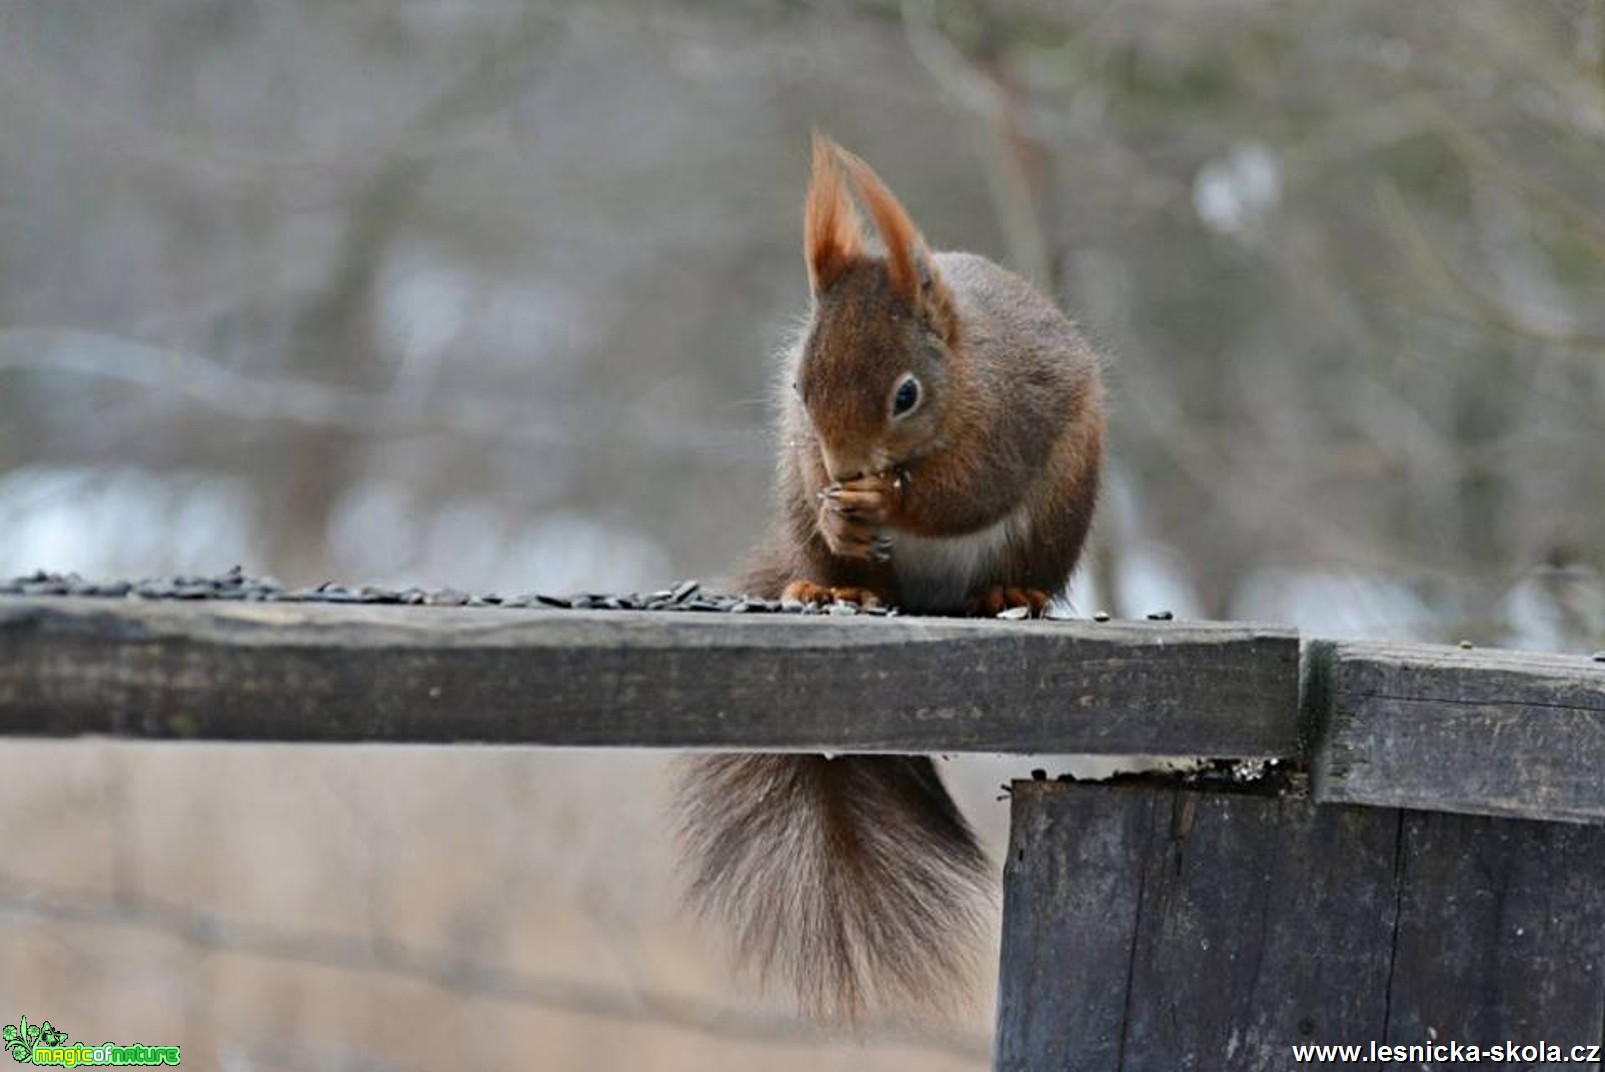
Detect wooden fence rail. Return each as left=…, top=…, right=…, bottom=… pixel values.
left=2, top=594, right=1601, bottom=822
left=0, top=595, right=1298, bottom=757
left=1306, top=639, right=1605, bottom=823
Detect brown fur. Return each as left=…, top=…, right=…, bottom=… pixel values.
left=676, top=135, right=1106, bottom=1025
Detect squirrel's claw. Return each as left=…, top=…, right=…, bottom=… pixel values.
left=828, top=480, right=892, bottom=524
left=816, top=477, right=894, bottom=560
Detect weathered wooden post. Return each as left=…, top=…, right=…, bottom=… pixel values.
left=994, top=642, right=1605, bottom=1071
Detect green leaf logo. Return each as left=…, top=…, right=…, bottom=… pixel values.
left=3, top=1016, right=26, bottom=1063
left=2, top=1016, right=67, bottom=1061
left=4, top=1016, right=27, bottom=1063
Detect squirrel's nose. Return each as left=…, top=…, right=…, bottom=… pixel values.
left=820, top=448, right=869, bottom=484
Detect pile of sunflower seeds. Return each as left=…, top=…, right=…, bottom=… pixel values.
left=1, top=568, right=1159, bottom=621
left=0, top=567, right=898, bottom=615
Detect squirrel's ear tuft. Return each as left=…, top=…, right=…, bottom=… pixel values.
left=836, top=147, right=928, bottom=306
left=805, top=132, right=863, bottom=294
left=837, top=146, right=956, bottom=338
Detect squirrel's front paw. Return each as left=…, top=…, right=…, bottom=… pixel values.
left=816, top=473, right=896, bottom=561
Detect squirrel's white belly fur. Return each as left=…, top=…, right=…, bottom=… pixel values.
left=892, top=501, right=1033, bottom=612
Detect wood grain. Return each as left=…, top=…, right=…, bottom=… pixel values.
left=996, top=779, right=1605, bottom=1072
left=1384, top=808, right=1605, bottom=1049
left=994, top=781, right=1154, bottom=1072
left=1307, top=640, right=1605, bottom=822
left=0, top=596, right=1299, bottom=755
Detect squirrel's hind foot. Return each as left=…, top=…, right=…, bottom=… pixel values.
left=782, top=580, right=889, bottom=610
left=966, top=585, right=1051, bottom=618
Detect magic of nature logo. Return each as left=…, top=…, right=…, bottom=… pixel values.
left=3, top=1017, right=179, bottom=1067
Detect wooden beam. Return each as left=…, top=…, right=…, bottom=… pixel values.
left=0, top=596, right=1299, bottom=756
left=1307, top=640, right=1605, bottom=823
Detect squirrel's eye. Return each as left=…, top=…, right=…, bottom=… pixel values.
left=891, top=375, right=921, bottom=418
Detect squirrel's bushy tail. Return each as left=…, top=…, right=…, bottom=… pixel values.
left=673, top=753, right=991, bottom=1023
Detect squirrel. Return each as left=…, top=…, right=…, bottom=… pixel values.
left=674, top=134, right=1106, bottom=1024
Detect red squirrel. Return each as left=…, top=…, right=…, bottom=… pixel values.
left=675, top=134, right=1105, bottom=1023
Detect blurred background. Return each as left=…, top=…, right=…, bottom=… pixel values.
left=1, top=1, right=1601, bottom=1069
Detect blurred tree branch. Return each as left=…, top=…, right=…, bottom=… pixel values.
left=0, top=5, right=562, bottom=200
left=1374, top=179, right=1605, bottom=353
left=0, top=331, right=761, bottom=459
